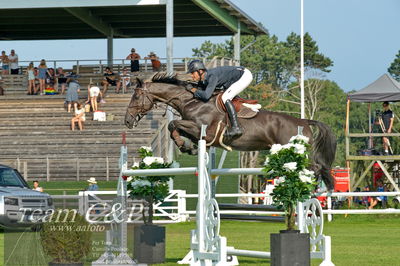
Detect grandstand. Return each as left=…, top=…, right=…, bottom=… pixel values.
left=0, top=70, right=168, bottom=181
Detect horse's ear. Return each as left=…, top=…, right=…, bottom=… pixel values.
left=132, top=77, right=144, bottom=89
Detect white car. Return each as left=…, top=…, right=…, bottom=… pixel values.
left=0, top=164, right=53, bottom=228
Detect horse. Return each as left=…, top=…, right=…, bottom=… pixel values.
left=124, top=73, right=337, bottom=189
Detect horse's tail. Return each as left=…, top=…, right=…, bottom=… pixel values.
left=307, top=120, right=337, bottom=190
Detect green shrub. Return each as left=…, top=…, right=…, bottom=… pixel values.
left=40, top=210, right=92, bottom=264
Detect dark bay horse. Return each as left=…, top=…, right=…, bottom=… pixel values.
left=124, top=74, right=337, bottom=189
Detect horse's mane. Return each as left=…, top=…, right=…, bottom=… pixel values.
left=151, top=72, right=193, bottom=88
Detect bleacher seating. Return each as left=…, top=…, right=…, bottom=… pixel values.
left=0, top=92, right=168, bottom=181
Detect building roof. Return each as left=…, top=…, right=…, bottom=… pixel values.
left=0, top=0, right=267, bottom=40
left=348, top=74, right=400, bottom=102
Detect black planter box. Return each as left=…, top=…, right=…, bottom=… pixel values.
left=134, top=224, right=165, bottom=264
left=48, top=263, right=83, bottom=266
left=270, top=230, right=310, bottom=266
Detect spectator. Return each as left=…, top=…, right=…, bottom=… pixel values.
left=362, top=186, right=371, bottom=208
left=119, top=68, right=131, bottom=93
left=26, top=62, right=35, bottom=95
left=144, top=52, right=161, bottom=72
left=126, top=48, right=141, bottom=73
left=56, top=67, right=68, bottom=95
left=37, top=59, right=48, bottom=95
left=353, top=187, right=363, bottom=205
left=71, top=102, right=85, bottom=131
left=87, top=83, right=101, bottom=112
left=0, top=51, right=9, bottom=75
left=87, top=177, right=99, bottom=191
left=8, top=49, right=19, bottom=75
left=101, top=67, right=121, bottom=95
left=45, top=68, right=56, bottom=94
left=381, top=101, right=394, bottom=155
left=65, top=75, right=80, bottom=112
left=33, top=67, right=40, bottom=94
left=376, top=179, right=387, bottom=208
left=32, top=180, right=43, bottom=192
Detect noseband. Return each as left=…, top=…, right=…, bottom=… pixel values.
left=127, top=84, right=154, bottom=125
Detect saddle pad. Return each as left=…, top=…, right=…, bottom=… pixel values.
left=216, top=93, right=259, bottom=119
left=237, top=107, right=258, bottom=119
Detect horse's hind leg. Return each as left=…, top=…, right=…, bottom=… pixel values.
left=168, top=120, right=200, bottom=155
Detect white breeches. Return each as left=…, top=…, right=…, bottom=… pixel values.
left=222, top=68, right=253, bottom=103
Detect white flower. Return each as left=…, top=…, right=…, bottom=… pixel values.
left=293, top=143, right=306, bottom=154
left=270, top=144, right=283, bottom=154
left=299, top=169, right=315, bottom=183
left=143, top=156, right=164, bottom=166
left=283, top=162, right=297, bottom=172
left=264, top=157, right=270, bottom=165
left=131, top=180, right=151, bottom=188
left=132, top=161, right=139, bottom=168
left=140, top=146, right=152, bottom=152
left=289, top=135, right=309, bottom=144
left=274, top=176, right=286, bottom=185
left=127, top=176, right=133, bottom=182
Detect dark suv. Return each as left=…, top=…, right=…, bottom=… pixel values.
left=0, top=164, right=53, bottom=227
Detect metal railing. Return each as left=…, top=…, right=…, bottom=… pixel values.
left=12, top=56, right=237, bottom=75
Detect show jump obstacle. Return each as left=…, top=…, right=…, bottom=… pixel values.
left=96, top=125, right=333, bottom=265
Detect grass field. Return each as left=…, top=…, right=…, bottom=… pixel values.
left=1, top=215, right=399, bottom=266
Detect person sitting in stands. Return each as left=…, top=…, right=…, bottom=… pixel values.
left=45, top=68, right=56, bottom=95
left=56, top=67, right=68, bottom=95
left=375, top=179, right=387, bottom=208
left=71, top=103, right=85, bottom=131
left=101, top=67, right=121, bottom=95
left=120, top=68, right=131, bottom=93
left=144, top=51, right=161, bottom=72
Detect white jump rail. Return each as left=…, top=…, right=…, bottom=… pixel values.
left=317, top=191, right=400, bottom=221
left=90, top=125, right=333, bottom=265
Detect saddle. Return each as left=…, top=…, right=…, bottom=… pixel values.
left=216, top=93, right=261, bottom=119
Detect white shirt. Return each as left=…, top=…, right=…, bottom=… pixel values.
left=75, top=108, right=86, bottom=121
left=33, top=187, right=43, bottom=192
left=8, top=54, right=18, bottom=69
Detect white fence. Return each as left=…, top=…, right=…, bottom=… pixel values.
left=53, top=190, right=400, bottom=224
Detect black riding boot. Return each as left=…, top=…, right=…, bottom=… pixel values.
left=224, top=100, right=243, bottom=139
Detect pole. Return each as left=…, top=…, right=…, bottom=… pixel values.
left=107, top=29, right=114, bottom=67
left=166, top=0, right=174, bottom=165
left=234, top=21, right=241, bottom=65
left=300, top=0, right=305, bottom=119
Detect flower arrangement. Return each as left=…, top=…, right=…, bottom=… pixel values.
left=263, top=135, right=316, bottom=230
left=127, top=146, right=174, bottom=225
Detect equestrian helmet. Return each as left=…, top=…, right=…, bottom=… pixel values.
left=187, top=60, right=206, bottom=73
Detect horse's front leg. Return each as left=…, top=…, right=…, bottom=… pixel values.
left=168, top=120, right=200, bottom=155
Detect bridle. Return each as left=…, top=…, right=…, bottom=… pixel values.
left=127, top=84, right=154, bottom=126
left=127, top=81, right=197, bottom=126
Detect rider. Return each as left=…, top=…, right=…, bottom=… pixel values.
left=187, top=60, right=253, bottom=140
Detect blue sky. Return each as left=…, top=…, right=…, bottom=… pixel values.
left=1, top=0, right=399, bottom=92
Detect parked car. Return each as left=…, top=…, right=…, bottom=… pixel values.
left=0, top=164, right=53, bottom=228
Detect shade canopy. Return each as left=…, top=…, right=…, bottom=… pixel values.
left=0, top=0, right=267, bottom=40
left=348, top=74, right=400, bottom=102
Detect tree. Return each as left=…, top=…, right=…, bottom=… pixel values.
left=388, top=50, right=400, bottom=81
left=191, top=33, right=342, bottom=191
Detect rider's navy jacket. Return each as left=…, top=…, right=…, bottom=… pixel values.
left=193, top=66, right=245, bottom=102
